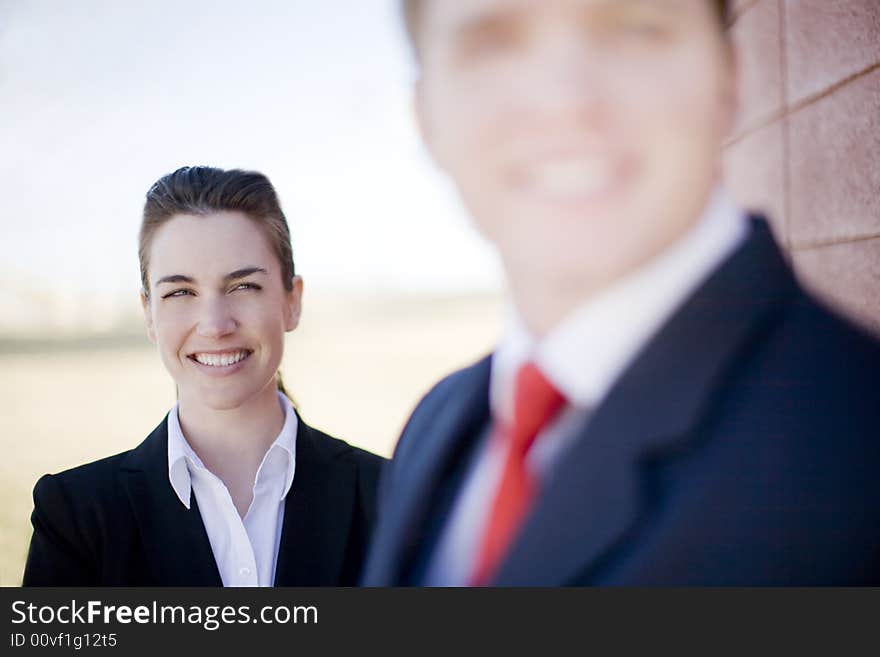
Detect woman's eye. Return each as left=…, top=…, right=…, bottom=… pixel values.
left=162, top=289, right=194, bottom=299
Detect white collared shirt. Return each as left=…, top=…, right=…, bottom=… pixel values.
left=423, top=188, right=749, bottom=585
left=167, top=390, right=298, bottom=587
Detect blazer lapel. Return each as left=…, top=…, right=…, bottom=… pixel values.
left=272, top=416, right=357, bottom=586
left=495, top=218, right=799, bottom=585
left=375, top=356, right=492, bottom=585
left=119, top=418, right=222, bottom=586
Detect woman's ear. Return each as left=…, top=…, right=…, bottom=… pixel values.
left=284, top=276, right=304, bottom=332
left=140, top=290, right=156, bottom=344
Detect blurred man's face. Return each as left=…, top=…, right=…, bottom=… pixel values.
left=416, top=0, right=735, bottom=292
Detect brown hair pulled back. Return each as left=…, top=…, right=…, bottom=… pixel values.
left=139, top=166, right=296, bottom=401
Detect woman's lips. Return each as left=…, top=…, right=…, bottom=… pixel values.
left=187, top=349, right=253, bottom=377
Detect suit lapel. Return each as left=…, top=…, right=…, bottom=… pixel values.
left=119, top=417, right=222, bottom=586
left=494, top=218, right=798, bottom=585
left=273, top=416, right=356, bottom=586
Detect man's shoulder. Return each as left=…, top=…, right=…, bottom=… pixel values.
left=769, top=285, right=880, bottom=377
left=417, top=354, right=493, bottom=410
left=723, top=283, right=880, bottom=456
left=707, top=216, right=880, bottom=386
left=391, top=354, right=492, bottom=463
left=405, top=355, right=491, bottom=424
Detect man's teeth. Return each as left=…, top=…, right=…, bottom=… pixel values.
left=527, top=158, right=611, bottom=198
left=193, top=351, right=250, bottom=367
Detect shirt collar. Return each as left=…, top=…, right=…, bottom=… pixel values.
left=167, top=390, right=299, bottom=508
left=491, top=187, right=749, bottom=421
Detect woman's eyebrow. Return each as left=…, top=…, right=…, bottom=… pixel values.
left=225, top=267, right=268, bottom=282
left=155, top=267, right=267, bottom=286
left=156, top=274, right=195, bottom=286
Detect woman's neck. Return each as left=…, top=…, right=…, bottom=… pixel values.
left=176, top=382, right=286, bottom=517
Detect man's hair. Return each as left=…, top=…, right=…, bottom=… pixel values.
left=402, top=0, right=730, bottom=57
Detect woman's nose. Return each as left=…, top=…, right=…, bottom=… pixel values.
left=196, top=297, right=237, bottom=338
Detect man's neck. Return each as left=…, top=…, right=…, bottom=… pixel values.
left=503, top=189, right=745, bottom=339
left=505, top=272, right=606, bottom=339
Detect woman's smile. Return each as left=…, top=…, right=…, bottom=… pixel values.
left=187, top=348, right=254, bottom=377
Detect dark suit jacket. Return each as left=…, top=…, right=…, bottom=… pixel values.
left=24, top=412, right=385, bottom=586
left=362, top=218, right=880, bottom=585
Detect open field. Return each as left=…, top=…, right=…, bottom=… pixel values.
left=0, top=294, right=502, bottom=585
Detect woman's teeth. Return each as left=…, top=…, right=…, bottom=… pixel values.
left=192, top=350, right=250, bottom=367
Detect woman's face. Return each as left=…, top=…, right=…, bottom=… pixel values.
left=141, top=211, right=301, bottom=412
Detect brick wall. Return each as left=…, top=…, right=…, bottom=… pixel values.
left=723, top=0, right=880, bottom=334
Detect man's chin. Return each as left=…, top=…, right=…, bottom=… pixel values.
left=502, top=225, right=654, bottom=285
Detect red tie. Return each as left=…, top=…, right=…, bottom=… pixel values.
left=470, top=362, right=566, bottom=586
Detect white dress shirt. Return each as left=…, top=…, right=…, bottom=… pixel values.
left=167, top=390, right=298, bottom=587
left=423, top=188, right=749, bottom=585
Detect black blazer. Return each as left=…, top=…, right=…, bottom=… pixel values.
left=362, top=218, right=880, bottom=585
left=24, top=412, right=385, bottom=586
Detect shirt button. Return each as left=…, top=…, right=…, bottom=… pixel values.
left=239, top=567, right=251, bottom=577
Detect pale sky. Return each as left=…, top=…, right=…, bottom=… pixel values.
left=0, top=0, right=502, bottom=331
